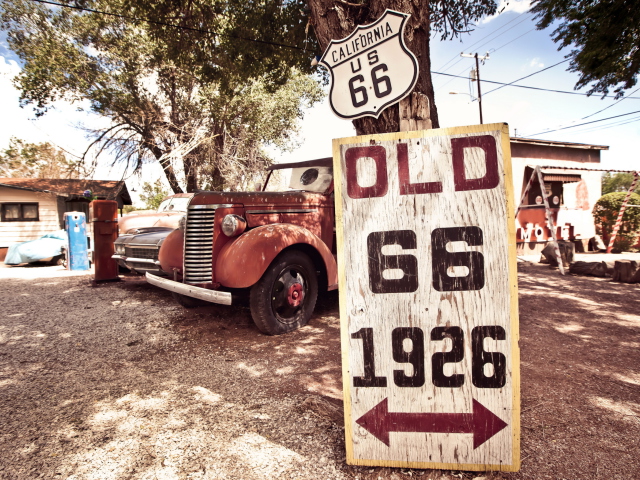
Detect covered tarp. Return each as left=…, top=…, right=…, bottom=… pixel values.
left=4, top=230, right=67, bottom=265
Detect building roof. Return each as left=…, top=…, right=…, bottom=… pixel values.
left=0, top=178, right=132, bottom=204
left=510, top=137, right=609, bottom=151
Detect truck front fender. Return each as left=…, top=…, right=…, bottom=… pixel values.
left=215, top=224, right=337, bottom=289
left=158, top=228, right=184, bottom=274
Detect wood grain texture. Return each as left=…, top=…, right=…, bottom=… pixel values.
left=333, top=123, right=520, bottom=471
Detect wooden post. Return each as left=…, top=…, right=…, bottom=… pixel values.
left=399, top=92, right=432, bottom=132
left=535, top=167, right=565, bottom=275
left=612, top=260, right=640, bottom=283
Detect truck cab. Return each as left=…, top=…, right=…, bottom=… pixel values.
left=146, top=158, right=337, bottom=335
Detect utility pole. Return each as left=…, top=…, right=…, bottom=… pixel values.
left=460, top=52, right=490, bottom=124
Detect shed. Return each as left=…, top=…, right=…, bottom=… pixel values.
left=0, top=179, right=131, bottom=252
left=510, top=138, right=609, bottom=253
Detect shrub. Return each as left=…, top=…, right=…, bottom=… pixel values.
left=593, top=191, right=640, bottom=251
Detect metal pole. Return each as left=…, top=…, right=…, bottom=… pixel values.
left=475, top=53, right=483, bottom=124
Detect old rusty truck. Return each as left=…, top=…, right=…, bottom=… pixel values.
left=146, top=158, right=338, bottom=335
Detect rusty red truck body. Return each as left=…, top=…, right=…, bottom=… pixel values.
left=146, top=158, right=338, bottom=335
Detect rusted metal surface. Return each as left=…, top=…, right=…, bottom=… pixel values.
left=118, top=193, right=193, bottom=233
left=158, top=228, right=185, bottom=275
left=190, top=191, right=332, bottom=208
left=214, top=223, right=338, bottom=289
left=91, top=200, right=119, bottom=282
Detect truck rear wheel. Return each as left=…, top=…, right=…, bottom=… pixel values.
left=250, top=251, right=318, bottom=335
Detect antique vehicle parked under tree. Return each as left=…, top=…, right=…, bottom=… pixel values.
left=112, top=193, right=193, bottom=274
left=146, top=158, right=338, bottom=335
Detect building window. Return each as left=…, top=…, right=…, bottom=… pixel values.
left=1, top=203, right=40, bottom=222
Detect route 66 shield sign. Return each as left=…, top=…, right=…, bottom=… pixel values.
left=320, top=10, right=418, bottom=120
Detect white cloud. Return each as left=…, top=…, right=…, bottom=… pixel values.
left=482, top=0, right=532, bottom=24
left=529, top=58, right=545, bottom=69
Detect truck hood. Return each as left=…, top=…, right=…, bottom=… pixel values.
left=189, top=191, right=333, bottom=208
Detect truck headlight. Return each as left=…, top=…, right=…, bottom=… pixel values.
left=221, top=214, right=247, bottom=237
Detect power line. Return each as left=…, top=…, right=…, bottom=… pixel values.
left=29, top=0, right=306, bottom=51
left=433, top=71, right=640, bottom=99
left=567, top=116, right=640, bottom=135
left=436, top=12, right=532, bottom=72
left=580, top=86, right=640, bottom=120
left=26, top=119, right=83, bottom=160
left=525, top=110, right=640, bottom=137
left=482, top=59, right=570, bottom=96
left=491, top=27, right=536, bottom=53
left=553, top=114, right=640, bottom=136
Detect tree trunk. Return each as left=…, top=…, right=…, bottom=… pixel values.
left=184, top=148, right=200, bottom=193
left=146, top=141, right=184, bottom=194
left=612, top=260, right=640, bottom=283
left=307, top=0, right=439, bottom=135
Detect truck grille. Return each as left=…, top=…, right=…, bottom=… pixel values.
left=183, top=205, right=217, bottom=284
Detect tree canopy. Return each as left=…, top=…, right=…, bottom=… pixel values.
left=1, top=0, right=323, bottom=193
left=139, top=181, right=169, bottom=210
left=0, top=137, right=86, bottom=178
left=602, top=172, right=637, bottom=195
left=593, top=191, right=640, bottom=251
left=531, top=0, right=640, bottom=98
left=307, top=0, right=498, bottom=134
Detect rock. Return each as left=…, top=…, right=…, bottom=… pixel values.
left=541, top=240, right=574, bottom=267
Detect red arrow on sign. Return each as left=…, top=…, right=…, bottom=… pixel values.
left=355, top=398, right=508, bottom=449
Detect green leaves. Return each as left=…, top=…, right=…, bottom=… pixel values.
left=1, top=0, right=323, bottom=192
left=593, top=190, right=640, bottom=250
left=532, top=0, right=640, bottom=98
left=602, top=172, right=637, bottom=194
left=0, top=137, right=86, bottom=178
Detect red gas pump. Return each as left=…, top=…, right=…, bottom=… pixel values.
left=91, top=200, right=119, bottom=282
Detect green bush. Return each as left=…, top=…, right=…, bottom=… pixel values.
left=593, top=191, right=640, bottom=251
left=122, top=205, right=138, bottom=214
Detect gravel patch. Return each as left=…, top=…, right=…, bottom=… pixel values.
left=1, top=263, right=638, bottom=480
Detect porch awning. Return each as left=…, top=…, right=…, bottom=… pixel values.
left=541, top=170, right=581, bottom=183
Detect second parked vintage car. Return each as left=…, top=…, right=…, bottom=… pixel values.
left=113, top=193, right=194, bottom=274
left=146, top=158, right=337, bottom=335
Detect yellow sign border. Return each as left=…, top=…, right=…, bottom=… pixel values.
left=332, top=123, right=520, bottom=472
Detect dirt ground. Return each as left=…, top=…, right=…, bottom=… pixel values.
left=0, top=261, right=639, bottom=480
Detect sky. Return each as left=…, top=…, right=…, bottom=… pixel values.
left=1, top=1, right=637, bottom=203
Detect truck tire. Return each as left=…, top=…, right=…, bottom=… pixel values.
left=172, top=292, right=208, bottom=308
left=250, top=250, right=318, bottom=335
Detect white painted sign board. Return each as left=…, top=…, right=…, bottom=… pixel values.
left=320, top=9, right=418, bottom=120
left=333, top=124, right=520, bottom=471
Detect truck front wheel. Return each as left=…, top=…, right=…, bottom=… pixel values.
left=250, top=251, right=318, bottom=335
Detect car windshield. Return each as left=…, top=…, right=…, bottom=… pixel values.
left=166, top=197, right=190, bottom=211
left=157, top=199, right=172, bottom=212
left=157, top=197, right=190, bottom=212
left=263, top=165, right=333, bottom=194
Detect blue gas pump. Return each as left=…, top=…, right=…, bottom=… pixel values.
left=64, top=212, right=90, bottom=271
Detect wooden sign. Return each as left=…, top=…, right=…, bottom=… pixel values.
left=333, top=124, right=520, bottom=471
